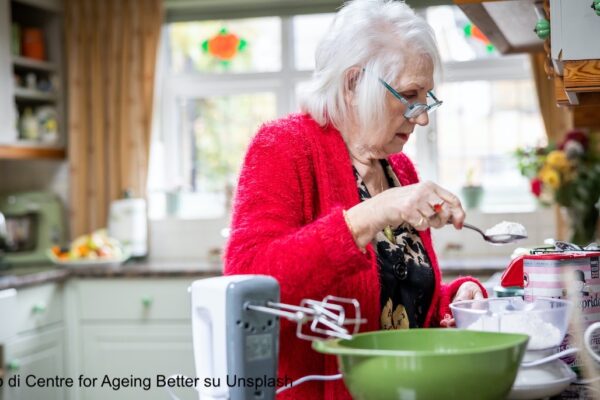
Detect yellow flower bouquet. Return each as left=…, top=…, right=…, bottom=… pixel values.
left=515, top=130, right=600, bottom=245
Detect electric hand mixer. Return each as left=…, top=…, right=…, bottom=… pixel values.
left=189, top=275, right=365, bottom=400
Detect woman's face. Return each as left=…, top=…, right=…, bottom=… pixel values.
left=370, top=54, right=435, bottom=156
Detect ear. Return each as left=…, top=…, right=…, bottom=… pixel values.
left=343, top=67, right=362, bottom=105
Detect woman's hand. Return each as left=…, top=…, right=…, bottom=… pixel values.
left=377, top=180, right=464, bottom=231
left=440, top=282, right=485, bottom=328
left=344, top=181, right=464, bottom=249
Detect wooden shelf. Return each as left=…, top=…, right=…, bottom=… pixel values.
left=454, top=0, right=544, bottom=54
left=0, top=143, right=65, bottom=159
left=12, top=56, right=56, bottom=72
left=14, top=88, right=58, bottom=102
left=553, top=60, right=600, bottom=107
left=564, top=60, right=600, bottom=93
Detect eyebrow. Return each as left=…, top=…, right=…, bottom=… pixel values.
left=397, top=83, right=428, bottom=92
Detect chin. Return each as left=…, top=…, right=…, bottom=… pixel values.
left=384, top=142, right=405, bottom=156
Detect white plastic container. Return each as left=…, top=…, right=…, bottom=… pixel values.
left=108, top=197, right=148, bottom=258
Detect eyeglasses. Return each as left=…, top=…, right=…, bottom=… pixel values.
left=378, top=78, right=443, bottom=119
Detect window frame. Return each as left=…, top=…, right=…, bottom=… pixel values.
left=155, top=17, right=315, bottom=200
left=153, top=14, right=540, bottom=220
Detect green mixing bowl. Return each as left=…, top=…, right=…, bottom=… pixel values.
left=312, top=329, right=528, bottom=400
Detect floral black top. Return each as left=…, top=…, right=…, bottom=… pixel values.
left=353, top=159, right=435, bottom=329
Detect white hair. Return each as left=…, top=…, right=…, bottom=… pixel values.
left=299, top=0, right=440, bottom=131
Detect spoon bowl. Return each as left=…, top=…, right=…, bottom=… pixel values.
left=463, top=222, right=527, bottom=245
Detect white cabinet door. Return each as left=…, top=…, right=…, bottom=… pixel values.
left=551, top=0, right=600, bottom=61
left=2, top=326, right=65, bottom=400
left=79, top=324, right=196, bottom=400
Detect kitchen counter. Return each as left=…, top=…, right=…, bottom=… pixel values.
left=0, top=260, right=223, bottom=290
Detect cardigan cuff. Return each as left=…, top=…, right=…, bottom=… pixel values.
left=318, top=206, right=373, bottom=271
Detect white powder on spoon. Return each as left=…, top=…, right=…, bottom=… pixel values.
left=485, top=221, right=528, bottom=238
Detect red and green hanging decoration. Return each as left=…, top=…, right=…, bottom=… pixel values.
left=201, top=28, right=247, bottom=66
left=463, top=23, right=495, bottom=53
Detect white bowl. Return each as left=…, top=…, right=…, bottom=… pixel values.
left=507, top=360, right=576, bottom=400
left=450, top=297, right=571, bottom=350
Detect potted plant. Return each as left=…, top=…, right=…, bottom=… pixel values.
left=461, top=167, right=484, bottom=210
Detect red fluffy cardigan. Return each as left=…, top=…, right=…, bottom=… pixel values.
left=224, top=113, right=486, bottom=400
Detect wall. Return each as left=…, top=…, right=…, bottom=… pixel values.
left=149, top=208, right=557, bottom=268
left=0, top=160, right=69, bottom=204
left=432, top=208, right=556, bottom=263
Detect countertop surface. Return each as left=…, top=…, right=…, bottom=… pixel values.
left=0, top=260, right=223, bottom=290
left=0, top=257, right=509, bottom=291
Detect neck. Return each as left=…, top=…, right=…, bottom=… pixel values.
left=350, top=152, right=387, bottom=195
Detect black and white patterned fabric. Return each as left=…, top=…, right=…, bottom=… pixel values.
left=352, top=159, right=435, bottom=329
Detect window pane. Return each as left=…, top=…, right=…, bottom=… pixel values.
left=436, top=80, right=546, bottom=211
left=168, top=17, right=281, bottom=74
left=426, top=6, right=499, bottom=62
left=293, top=13, right=335, bottom=70
left=189, top=93, right=277, bottom=193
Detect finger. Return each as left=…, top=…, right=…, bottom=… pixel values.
left=413, top=212, right=429, bottom=231
left=427, top=198, right=445, bottom=215
left=440, top=314, right=453, bottom=328
left=474, top=290, right=484, bottom=300
left=428, top=207, right=452, bottom=229
left=453, top=291, right=467, bottom=302
left=433, top=187, right=465, bottom=229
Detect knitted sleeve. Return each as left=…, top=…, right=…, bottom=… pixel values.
left=224, top=121, right=371, bottom=306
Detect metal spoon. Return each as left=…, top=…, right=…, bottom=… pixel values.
left=521, top=348, right=579, bottom=368
left=462, top=222, right=527, bottom=245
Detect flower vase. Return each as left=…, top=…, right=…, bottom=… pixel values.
left=561, top=206, right=599, bottom=246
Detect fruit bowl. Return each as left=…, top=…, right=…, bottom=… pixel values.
left=47, top=249, right=129, bottom=269
left=47, top=229, right=129, bottom=269
left=312, top=329, right=528, bottom=400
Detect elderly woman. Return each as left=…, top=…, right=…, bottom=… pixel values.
left=225, top=0, right=486, bottom=398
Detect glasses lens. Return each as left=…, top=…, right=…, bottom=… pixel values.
left=427, top=102, right=441, bottom=113
left=404, top=104, right=428, bottom=119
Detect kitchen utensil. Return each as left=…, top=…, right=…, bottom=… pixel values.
left=189, top=275, right=365, bottom=400
left=108, top=192, right=147, bottom=258
left=451, top=297, right=571, bottom=351
left=0, top=192, right=66, bottom=265
left=22, top=28, right=45, bottom=60
left=463, top=222, right=527, bottom=245
left=520, top=348, right=579, bottom=368
left=0, top=211, right=7, bottom=252
left=584, top=321, right=600, bottom=363
left=500, top=248, right=600, bottom=364
left=451, top=297, right=578, bottom=399
left=312, top=329, right=528, bottom=400
left=508, top=360, right=577, bottom=400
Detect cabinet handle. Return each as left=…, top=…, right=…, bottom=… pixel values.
left=141, top=296, right=153, bottom=308
left=32, top=303, right=46, bottom=314
left=7, top=360, right=20, bottom=372
left=534, top=18, right=550, bottom=40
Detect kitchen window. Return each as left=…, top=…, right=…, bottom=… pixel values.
left=149, top=6, right=546, bottom=222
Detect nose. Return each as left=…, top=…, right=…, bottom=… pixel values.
left=408, top=111, right=429, bottom=126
